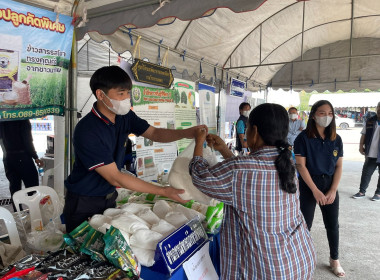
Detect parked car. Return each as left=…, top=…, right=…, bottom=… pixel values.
left=335, top=115, right=355, bottom=129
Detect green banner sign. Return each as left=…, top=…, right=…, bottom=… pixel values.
left=0, top=0, right=73, bottom=121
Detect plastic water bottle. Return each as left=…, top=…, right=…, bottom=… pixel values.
left=38, top=167, right=44, bottom=177
left=162, top=169, right=169, bottom=185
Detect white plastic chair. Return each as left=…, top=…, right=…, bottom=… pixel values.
left=0, top=206, right=21, bottom=246
left=12, top=186, right=61, bottom=231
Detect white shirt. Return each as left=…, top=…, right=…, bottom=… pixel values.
left=287, top=119, right=306, bottom=146
left=361, top=121, right=380, bottom=158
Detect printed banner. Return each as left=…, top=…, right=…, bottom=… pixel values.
left=229, top=78, right=246, bottom=98
left=173, top=78, right=197, bottom=153
left=131, top=85, right=177, bottom=181
left=198, top=83, right=217, bottom=134
left=0, top=0, right=73, bottom=120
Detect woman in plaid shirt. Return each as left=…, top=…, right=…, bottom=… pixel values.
left=190, top=103, right=316, bottom=279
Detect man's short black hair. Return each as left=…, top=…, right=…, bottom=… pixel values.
left=288, top=107, right=298, bottom=113
left=239, top=102, right=251, bottom=111
left=90, top=66, right=132, bottom=97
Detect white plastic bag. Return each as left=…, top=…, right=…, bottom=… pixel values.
left=152, top=200, right=173, bottom=219
left=129, top=229, right=163, bottom=250
left=136, top=208, right=160, bottom=225
left=110, top=211, right=150, bottom=234
left=151, top=219, right=176, bottom=236
left=168, top=140, right=217, bottom=204
left=164, top=211, right=189, bottom=228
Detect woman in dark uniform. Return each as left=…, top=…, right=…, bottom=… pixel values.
left=294, top=100, right=345, bottom=278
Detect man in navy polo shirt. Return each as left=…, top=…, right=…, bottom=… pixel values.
left=63, top=66, right=207, bottom=232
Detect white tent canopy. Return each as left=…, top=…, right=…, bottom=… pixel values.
left=308, top=92, right=380, bottom=108
left=17, top=0, right=380, bottom=92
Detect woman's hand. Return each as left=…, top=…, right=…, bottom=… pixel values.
left=206, top=134, right=227, bottom=152
left=312, top=189, right=327, bottom=206
left=325, top=189, right=337, bottom=205
left=195, top=128, right=207, bottom=144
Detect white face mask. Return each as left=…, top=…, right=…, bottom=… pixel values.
left=242, top=110, right=250, bottom=118
left=315, top=115, right=333, bottom=127
left=289, top=113, right=298, bottom=120
left=102, top=91, right=131, bottom=115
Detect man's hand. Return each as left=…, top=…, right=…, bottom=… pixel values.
left=162, top=187, right=189, bottom=204
left=34, top=158, right=44, bottom=167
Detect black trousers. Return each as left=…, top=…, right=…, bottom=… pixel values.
left=299, top=174, right=340, bottom=260
left=3, top=153, right=39, bottom=211
left=63, top=191, right=118, bottom=233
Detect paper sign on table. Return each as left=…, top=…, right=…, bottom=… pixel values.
left=183, top=242, right=218, bottom=280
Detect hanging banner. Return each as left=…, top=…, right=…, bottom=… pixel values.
left=0, top=0, right=73, bottom=120
left=131, top=85, right=177, bottom=181
left=229, top=78, right=246, bottom=98
left=173, top=78, right=197, bottom=153
left=198, top=83, right=217, bottom=134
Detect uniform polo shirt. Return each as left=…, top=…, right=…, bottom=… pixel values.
left=65, top=102, right=150, bottom=196
left=294, top=130, right=343, bottom=176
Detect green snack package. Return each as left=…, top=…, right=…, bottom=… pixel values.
left=63, top=221, right=92, bottom=253
left=80, top=227, right=106, bottom=262
left=103, top=226, right=140, bottom=279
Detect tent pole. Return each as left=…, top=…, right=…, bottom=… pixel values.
left=66, top=33, right=78, bottom=178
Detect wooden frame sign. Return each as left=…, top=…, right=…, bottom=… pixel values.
left=131, top=59, right=174, bottom=88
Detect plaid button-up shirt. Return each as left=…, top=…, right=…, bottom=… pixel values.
left=190, top=146, right=316, bottom=280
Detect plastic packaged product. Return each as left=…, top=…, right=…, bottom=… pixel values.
left=115, top=188, right=133, bottom=203
left=103, top=226, right=140, bottom=279
left=129, top=229, right=163, bottom=250
left=103, top=208, right=124, bottom=217
left=171, top=203, right=206, bottom=221
left=150, top=219, right=176, bottom=236
left=136, top=208, right=160, bottom=225
left=80, top=227, right=106, bottom=262
left=75, top=261, right=129, bottom=279
left=164, top=212, right=189, bottom=228
left=119, top=203, right=152, bottom=214
left=168, top=140, right=218, bottom=204
left=130, top=246, right=155, bottom=267
left=152, top=200, right=173, bottom=219
left=110, top=213, right=150, bottom=234
left=89, top=214, right=112, bottom=234
left=63, top=221, right=92, bottom=253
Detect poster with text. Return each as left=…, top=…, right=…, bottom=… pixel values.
left=173, top=78, right=197, bottom=153
left=198, top=83, right=217, bottom=134
left=0, top=0, right=74, bottom=120
left=131, top=85, right=177, bottom=181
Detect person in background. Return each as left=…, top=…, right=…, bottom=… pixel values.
left=294, top=100, right=345, bottom=277
left=191, top=103, right=316, bottom=279
left=64, top=66, right=206, bottom=233
left=352, top=101, right=380, bottom=201
left=0, top=120, right=44, bottom=211
left=287, top=107, right=306, bottom=147
left=235, top=102, right=251, bottom=154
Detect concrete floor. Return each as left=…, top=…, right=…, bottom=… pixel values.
left=0, top=127, right=379, bottom=279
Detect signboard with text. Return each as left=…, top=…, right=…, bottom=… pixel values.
left=131, top=59, right=174, bottom=88
left=0, top=0, right=74, bottom=120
